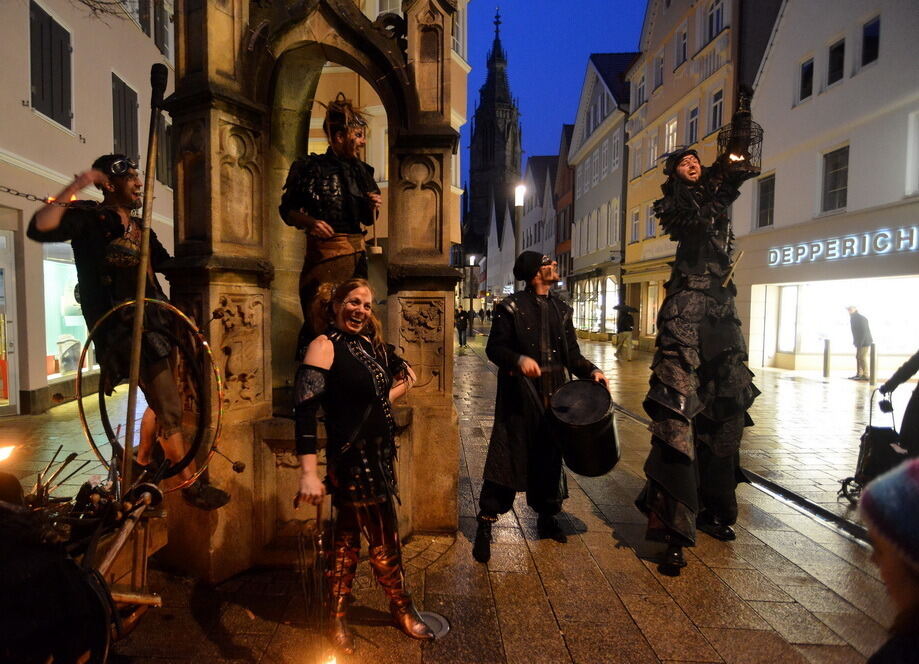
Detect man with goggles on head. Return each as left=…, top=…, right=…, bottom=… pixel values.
left=471, top=251, right=607, bottom=563
left=28, top=154, right=230, bottom=510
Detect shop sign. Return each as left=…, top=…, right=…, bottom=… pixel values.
left=767, top=225, right=918, bottom=267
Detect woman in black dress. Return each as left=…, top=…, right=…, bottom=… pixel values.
left=636, top=102, right=761, bottom=572
left=292, top=278, right=433, bottom=653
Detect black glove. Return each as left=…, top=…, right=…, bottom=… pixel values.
left=879, top=382, right=894, bottom=396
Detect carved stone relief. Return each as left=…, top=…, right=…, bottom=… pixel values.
left=213, top=294, right=265, bottom=408
left=398, top=155, right=441, bottom=252
left=219, top=122, right=262, bottom=246
left=398, top=297, right=445, bottom=392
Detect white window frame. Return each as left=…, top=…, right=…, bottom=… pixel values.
left=710, top=89, right=723, bottom=133
left=687, top=106, right=699, bottom=144
left=451, top=2, right=467, bottom=58
left=645, top=204, right=656, bottom=238
left=860, top=16, right=880, bottom=68
left=637, top=75, right=646, bottom=107
left=756, top=173, right=775, bottom=228
left=675, top=27, right=688, bottom=67
left=601, top=139, right=610, bottom=177
left=654, top=54, right=664, bottom=89
left=377, top=0, right=400, bottom=14
left=631, top=140, right=643, bottom=178
left=707, top=0, right=724, bottom=43
left=630, top=209, right=640, bottom=243
left=648, top=134, right=659, bottom=170
left=664, top=118, right=678, bottom=154
left=592, top=151, right=600, bottom=186
left=797, top=57, right=814, bottom=103
left=826, top=38, right=845, bottom=88
left=608, top=199, right=619, bottom=247
left=611, top=133, right=622, bottom=171
left=822, top=145, right=849, bottom=213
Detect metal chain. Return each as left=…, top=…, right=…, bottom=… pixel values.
left=0, top=184, right=72, bottom=207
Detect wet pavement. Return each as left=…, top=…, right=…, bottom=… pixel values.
left=0, top=325, right=904, bottom=663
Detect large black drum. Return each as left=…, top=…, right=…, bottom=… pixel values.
left=549, top=380, right=620, bottom=477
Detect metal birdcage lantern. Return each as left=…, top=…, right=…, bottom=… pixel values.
left=717, top=86, right=763, bottom=174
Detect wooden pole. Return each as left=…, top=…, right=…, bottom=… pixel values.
left=121, top=64, right=168, bottom=492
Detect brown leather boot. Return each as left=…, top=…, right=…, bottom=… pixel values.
left=368, top=545, right=435, bottom=640
left=326, top=535, right=359, bottom=654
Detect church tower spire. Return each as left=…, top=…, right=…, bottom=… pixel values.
left=465, top=8, right=522, bottom=255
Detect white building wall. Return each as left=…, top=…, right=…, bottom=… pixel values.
left=0, top=1, right=175, bottom=412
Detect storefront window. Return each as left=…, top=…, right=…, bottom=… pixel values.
left=603, top=277, right=619, bottom=333
left=43, top=244, right=95, bottom=379
left=777, top=285, right=798, bottom=353
left=644, top=280, right=660, bottom=336
left=795, top=276, right=919, bottom=355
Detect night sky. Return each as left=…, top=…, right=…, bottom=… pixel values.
left=461, top=0, right=648, bottom=183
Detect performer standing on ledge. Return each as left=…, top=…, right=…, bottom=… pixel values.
left=279, top=93, right=382, bottom=344
left=472, top=252, right=606, bottom=563
left=636, top=87, right=761, bottom=573
left=293, top=279, right=433, bottom=654
left=27, top=155, right=229, bottom=510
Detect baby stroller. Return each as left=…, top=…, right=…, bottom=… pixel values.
left=839, top=388, right=909, bottom=504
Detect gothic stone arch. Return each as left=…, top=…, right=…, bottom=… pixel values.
left=163, top=0, right=461, bottom=583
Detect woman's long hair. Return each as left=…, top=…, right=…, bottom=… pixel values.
left=310, top=278, right=385, bottom=353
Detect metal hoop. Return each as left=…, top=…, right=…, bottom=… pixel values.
left=76, top=299, right=225, bottom=492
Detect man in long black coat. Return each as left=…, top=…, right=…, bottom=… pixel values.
left=472, top=252, right=607, bottom=563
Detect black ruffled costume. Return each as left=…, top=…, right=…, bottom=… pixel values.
left=636, top=157, right=761, bottom=547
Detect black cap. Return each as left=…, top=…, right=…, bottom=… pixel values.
left=513, top=251, right=544, bottom=283
left=662, top=148, right=699, bottom=176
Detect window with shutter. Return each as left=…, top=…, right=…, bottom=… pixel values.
left=112, top=74, right=139, bottom=162
left=30, top=1, right=72, bottom=129
left=154, top=0, right=170, bottom=58
left=156, top=115, right=173, bottom=188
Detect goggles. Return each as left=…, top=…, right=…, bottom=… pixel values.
left=540, top=255, right=553, bottom=266
left=107, top=158, right=138, bottom=176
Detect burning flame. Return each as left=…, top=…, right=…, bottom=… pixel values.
left=324, top=657, right=337, bottom=664
left=46, top=196, right=56, bottom=203
left=70, top=194, right=77, bottom=201
left=0, top=446, right=15, bottom=463
left=728, top=153, right=746, bottom=162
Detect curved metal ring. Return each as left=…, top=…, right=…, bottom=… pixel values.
left=76, top=299, right=225, bottom=492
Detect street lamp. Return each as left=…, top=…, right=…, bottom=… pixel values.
left=466, top=254, right=478, bottom=313
left=514, top=184, right=526, bottom=288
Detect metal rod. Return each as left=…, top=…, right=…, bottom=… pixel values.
left=869, top=342, right=877, bottom=386
left=110, top=590, right=162, bottom=607
left=97, top=492, right=151, bottom=576
left=48, top=460, right=91, bottom=493
left=37, top=444, right=63, bottom=486
left=122, top=65, right=167, bottom=492
left=823, top=339, right=831, bottom=378
left=721, top=250, right=745, bottom=288
left=42, top=452, right=78, bottom=489
left=612, top=401, right=652, bottom=428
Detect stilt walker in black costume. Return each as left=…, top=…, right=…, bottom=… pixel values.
left=292, top=279, right=434, bottom=654
left=636, top=86, right=762, bottom=573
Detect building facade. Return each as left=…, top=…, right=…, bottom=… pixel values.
left=520, top=156, right=558, bottom=258
left=553, top=124, right=575, bottom=299
left=0, top=0, right=176, bottom=415
left=732, top=0, right=919, bottom=375
left=568, top=53, right=637, bottom=335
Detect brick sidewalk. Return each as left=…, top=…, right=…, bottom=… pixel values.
left=0, top=332, right=897, bottom=663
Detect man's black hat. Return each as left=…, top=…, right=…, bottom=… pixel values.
left=662, top=148, right=699, bottom=176
left=513, top=251, right=545, bottom=283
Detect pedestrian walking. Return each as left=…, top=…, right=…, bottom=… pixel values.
left=880, top=349, right=919, bottom=455
left=279, top=93, right=381, bottom=344
left=293, top=279, right=433, bottom=654
left=478, top=308, right=485, bottom=323
left=847, top=306, right=873, bottom=381
left=472, top=251, right=607, bottom=563
left=455, top=306, right=470, bottom=347
left=859, top=459, right=919, bottom=663
left=614, top=305, right=635, bottom=361
left=486, top=308, right=492, bottom=322
left=636, top=86, right=761, bottom=574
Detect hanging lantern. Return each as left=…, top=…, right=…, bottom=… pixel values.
left=717, top=85, right=763, bottom=174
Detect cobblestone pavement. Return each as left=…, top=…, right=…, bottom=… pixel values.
left=1, top=327, right=901, bottom=663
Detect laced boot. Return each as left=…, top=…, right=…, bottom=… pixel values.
left=369, top=545, right=435, bottom=641
left=326, top=534, right=359, bottom=654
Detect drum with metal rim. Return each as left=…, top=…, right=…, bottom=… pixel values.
left=549, top=379, right=620, bottom=477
